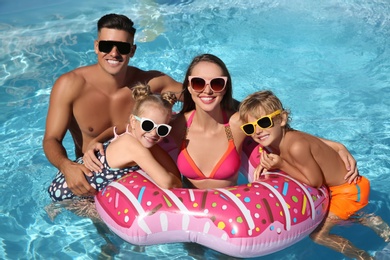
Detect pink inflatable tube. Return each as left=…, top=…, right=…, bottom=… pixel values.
left=95, top=137, right=329, bottom=258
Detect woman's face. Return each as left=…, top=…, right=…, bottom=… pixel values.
left=188, top=61, right=227, bottom=112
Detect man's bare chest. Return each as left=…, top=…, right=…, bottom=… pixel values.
left=72, top=90, right=134, bottom=136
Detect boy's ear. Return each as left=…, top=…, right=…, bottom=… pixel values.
left=280, top=111, right=288, bottom=127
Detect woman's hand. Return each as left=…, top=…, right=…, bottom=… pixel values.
left=338, top=147, right=360, bottom=183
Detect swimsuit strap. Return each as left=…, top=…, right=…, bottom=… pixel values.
left=224, top=124, right=234, bottom=141
left=183, top=110, right=196, bottom=140
left=221, top=111, right=234, bottom=141
left=111, top=124, right=132, bottom=142
left=110, top=126, right=120, bottom=141
left=125, top=124, right=131, bottom=134
left=183, top=110, right=232, bottom=140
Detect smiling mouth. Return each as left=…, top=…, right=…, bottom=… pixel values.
left=107, top=60, right=120, bottom=65
left=144, top=135, right=159, bottom=142
left=258, top=134, right=269, bottom=141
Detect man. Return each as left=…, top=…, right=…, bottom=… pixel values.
left=43, top=14, right=182, bottom=198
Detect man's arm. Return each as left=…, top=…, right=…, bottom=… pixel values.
left=43, top=73, right=96, bottom=196
left=147, top=72, right=183, bottom=100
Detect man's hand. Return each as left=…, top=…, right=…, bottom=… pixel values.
left=83, top=142, right=104, bottom=173
left=61, top=161, right=97, bottom=197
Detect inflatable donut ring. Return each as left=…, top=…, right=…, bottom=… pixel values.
left=95, top=137, right=329, bottom=258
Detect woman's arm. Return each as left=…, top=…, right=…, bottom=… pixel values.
left=319, top=137, right=359, bottom=183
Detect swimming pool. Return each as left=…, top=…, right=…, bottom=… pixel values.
left=1, top=0, right=390, bottom=259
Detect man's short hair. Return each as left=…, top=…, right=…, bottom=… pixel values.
left=97, top=13, right=136, bottom=36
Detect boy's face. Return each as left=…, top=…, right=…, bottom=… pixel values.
left=242, top=110, right=284, bottom=147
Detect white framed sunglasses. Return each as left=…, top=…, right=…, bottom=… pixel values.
left=133, top=115, right=172, bottom=137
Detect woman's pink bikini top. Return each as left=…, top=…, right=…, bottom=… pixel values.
left=177, top=110, right=241, bottom=180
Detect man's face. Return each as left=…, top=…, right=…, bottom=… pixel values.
left=94, top=28, right=135, bottom=75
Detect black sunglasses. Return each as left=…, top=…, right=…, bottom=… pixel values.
left=188, top=76, right=227, bottom=93
left=98, top=40, right=132, bottom=55
left=134, top=115, right=172, bottom=137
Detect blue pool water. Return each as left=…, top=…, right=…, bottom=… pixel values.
left=1, top=0, right=390, bottom=259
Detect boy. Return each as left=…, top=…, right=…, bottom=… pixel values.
left=239, top=90, right=390, bottom=260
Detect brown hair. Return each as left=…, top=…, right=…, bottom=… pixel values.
left=180, top=54, right=235, bottom=113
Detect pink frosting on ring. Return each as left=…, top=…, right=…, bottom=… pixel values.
left=95, top=137, right=329, bottom=257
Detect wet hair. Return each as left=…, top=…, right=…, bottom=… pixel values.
left=132, top=83, right=177, bottom=117
left=180, top=53, right=235, bottom=114
left=97, top=13, right=136, bottom=36
left=239, top=90, right=292, bottom=130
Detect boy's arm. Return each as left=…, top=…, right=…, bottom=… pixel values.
left=261, top=142, right=324, bottom=188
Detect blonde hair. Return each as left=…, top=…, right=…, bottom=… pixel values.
left=132, top=83, right=177, bottom=117
left=239, top=90, right=292, bottom=130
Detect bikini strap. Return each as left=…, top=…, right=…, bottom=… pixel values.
left=222, top=111, right=234, bottom=141
left=182, top=110, right=196, bottom=141
left=186, top=110, right=196, bottom=127
left=184, top=110, right=233, bottom=141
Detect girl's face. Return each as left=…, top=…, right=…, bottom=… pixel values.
left=188, top=61, right=226, bottom=112
left=131, top=105, right=171, bottom=148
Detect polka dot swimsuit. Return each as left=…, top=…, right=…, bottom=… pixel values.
left=48, top=127, right=140, bottom=202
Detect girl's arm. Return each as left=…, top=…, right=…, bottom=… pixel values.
left=119, top=139, right=182, bottom=189
left=83, top=125, right=127, bottom=172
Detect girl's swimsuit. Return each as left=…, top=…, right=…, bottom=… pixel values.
left=176, top=110, right=241, bottom=180
left=48, top=125, right=140, bottom=202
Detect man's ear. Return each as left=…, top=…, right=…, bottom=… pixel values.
left=94, top=40, right=99, bottom=54
left=129, top=44, right=137, bottom=58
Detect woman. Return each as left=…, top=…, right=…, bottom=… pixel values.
left=169, top=54, right=246, bottom=188
left=170, top=54, right=359, bottom=189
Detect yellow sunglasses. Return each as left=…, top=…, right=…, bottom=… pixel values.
left=240, top=110, right=281, bottom=136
